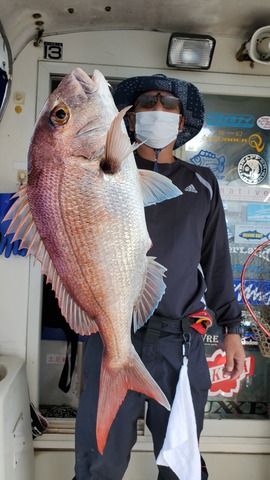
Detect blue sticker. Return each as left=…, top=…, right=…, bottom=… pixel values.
left=232, top=264, right=270, bottom=275
left=238, top=229, right=270, bottom=241
left=234, top=279, right=270, bottom=305
left=189, top=149, right=226, bottom=174
left=235, top=224, right=270, bottom=244
left=246, top=204, right=270, bottom=222
left=206, top=113, right=254, bottom=128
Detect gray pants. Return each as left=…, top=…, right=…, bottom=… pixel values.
left=74, top=318, right=211, bottom=480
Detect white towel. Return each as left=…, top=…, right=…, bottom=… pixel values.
left=156, top=357, right=201, bottom=480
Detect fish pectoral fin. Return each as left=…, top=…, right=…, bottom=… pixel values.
left=96, top=348, right=170, bottom=454
left=133, top=257, right=167, bottom=331
left=138, top=169, right=182, bottom=206
left=104, top=106, right=138, bottom=172
left=4, top=185, right=98, bottom=337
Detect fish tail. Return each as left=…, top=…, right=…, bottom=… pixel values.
left=96, top=348, right=170, bottom=454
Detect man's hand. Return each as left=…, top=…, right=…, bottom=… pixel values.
left=223, top=334, right=246, bottom=379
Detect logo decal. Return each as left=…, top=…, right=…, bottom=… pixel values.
left=207, top=349, right=254, bottom=397
left=234, top=224, right=270, bottom=244
left=189, top=150, right=226, bottom=176
left=206, top=113, right=254, bottom=128
left=239, top=229, right=270, bottom=241
left=238, top=154, right=268, bottom=185
left=248, top=133, right=265, bottom=153
left=257, top=116, right=270, bottom=130
left=185, top=184, right=198, bottom=193
left=246, top=204, right=270, bottom=222
left=234, top=279, right=270, bottom=306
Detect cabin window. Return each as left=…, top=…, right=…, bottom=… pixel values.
left=182, top=93, right=270, bottom=422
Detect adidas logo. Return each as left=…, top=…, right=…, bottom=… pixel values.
left=185, top=184, right=198, bottom=193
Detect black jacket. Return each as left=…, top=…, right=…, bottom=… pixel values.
left=136, top=154, right=241, bottom=326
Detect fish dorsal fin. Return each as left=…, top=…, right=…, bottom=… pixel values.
left=138, top=169, right=182, bottom=206
left=132, top=256, right=167, bottom=332
left=4, top=186, right=98, bottom=336
left=104, top=106, right=138, bottom=170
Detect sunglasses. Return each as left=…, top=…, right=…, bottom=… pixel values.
left=135, top=93, right=180, bottom=110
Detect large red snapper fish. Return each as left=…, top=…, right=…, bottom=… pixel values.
left=4, top=68, right=182, bottom=453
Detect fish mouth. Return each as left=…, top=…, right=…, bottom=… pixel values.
left=72, top=68, right=104, bottom=96
left=74, top=68, right=113, bottom=138
left=72, top=68, right=98, bottom=95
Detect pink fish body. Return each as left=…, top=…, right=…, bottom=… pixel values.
left=5, top=68, right=181, bottom=453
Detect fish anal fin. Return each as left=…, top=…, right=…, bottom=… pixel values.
left=133, top=256, right=167, bottom=332
left=54, top=274, right=99, bottom=336
left=138, top=169, right=182, bottom=206
left=96, top=348, right=170, bottom=454
left=41, top=261, right=98, bottom=336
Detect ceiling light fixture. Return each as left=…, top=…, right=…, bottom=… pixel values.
left=167, top=33, right=216, bottom=70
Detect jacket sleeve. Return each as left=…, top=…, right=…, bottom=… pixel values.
left=200, top=173, right=242, bottom=326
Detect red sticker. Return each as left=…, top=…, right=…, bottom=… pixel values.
left=207, top=348, right=254, bottom=397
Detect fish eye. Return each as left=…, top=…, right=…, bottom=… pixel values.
left=50, top=103, right=70, bottom=125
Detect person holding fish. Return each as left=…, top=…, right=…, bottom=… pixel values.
left=74, top=73, right=245, bottom=480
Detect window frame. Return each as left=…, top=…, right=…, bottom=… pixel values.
left=27, top=60, right=270, bottom=450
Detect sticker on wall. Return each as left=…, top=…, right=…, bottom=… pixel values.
left=237, top=154, right=268, bottom=185
left=206, top=113, right=254, bottom=128
left=207, top=349, right=254, bottom=397
left=219, top=185, right=270, bottom=202
left=235, top=224, right=270, bottom=244
left=43, top=42, right=63, bottom=60
left=234, top=278, right=270, bottom=306
left=248, top=133, right=265, bottom=153
left=257, top=116, right=270, bottom=130
left=246, top=204, right=270, bottom=222
left=241, top=314, right=260, bottom=347
left=232, top=263, right=270, bottom=277
left=189, top=149, right=226, bottom=178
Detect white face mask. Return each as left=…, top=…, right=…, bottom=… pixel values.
left=135, top=111, right=180, bottom=149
